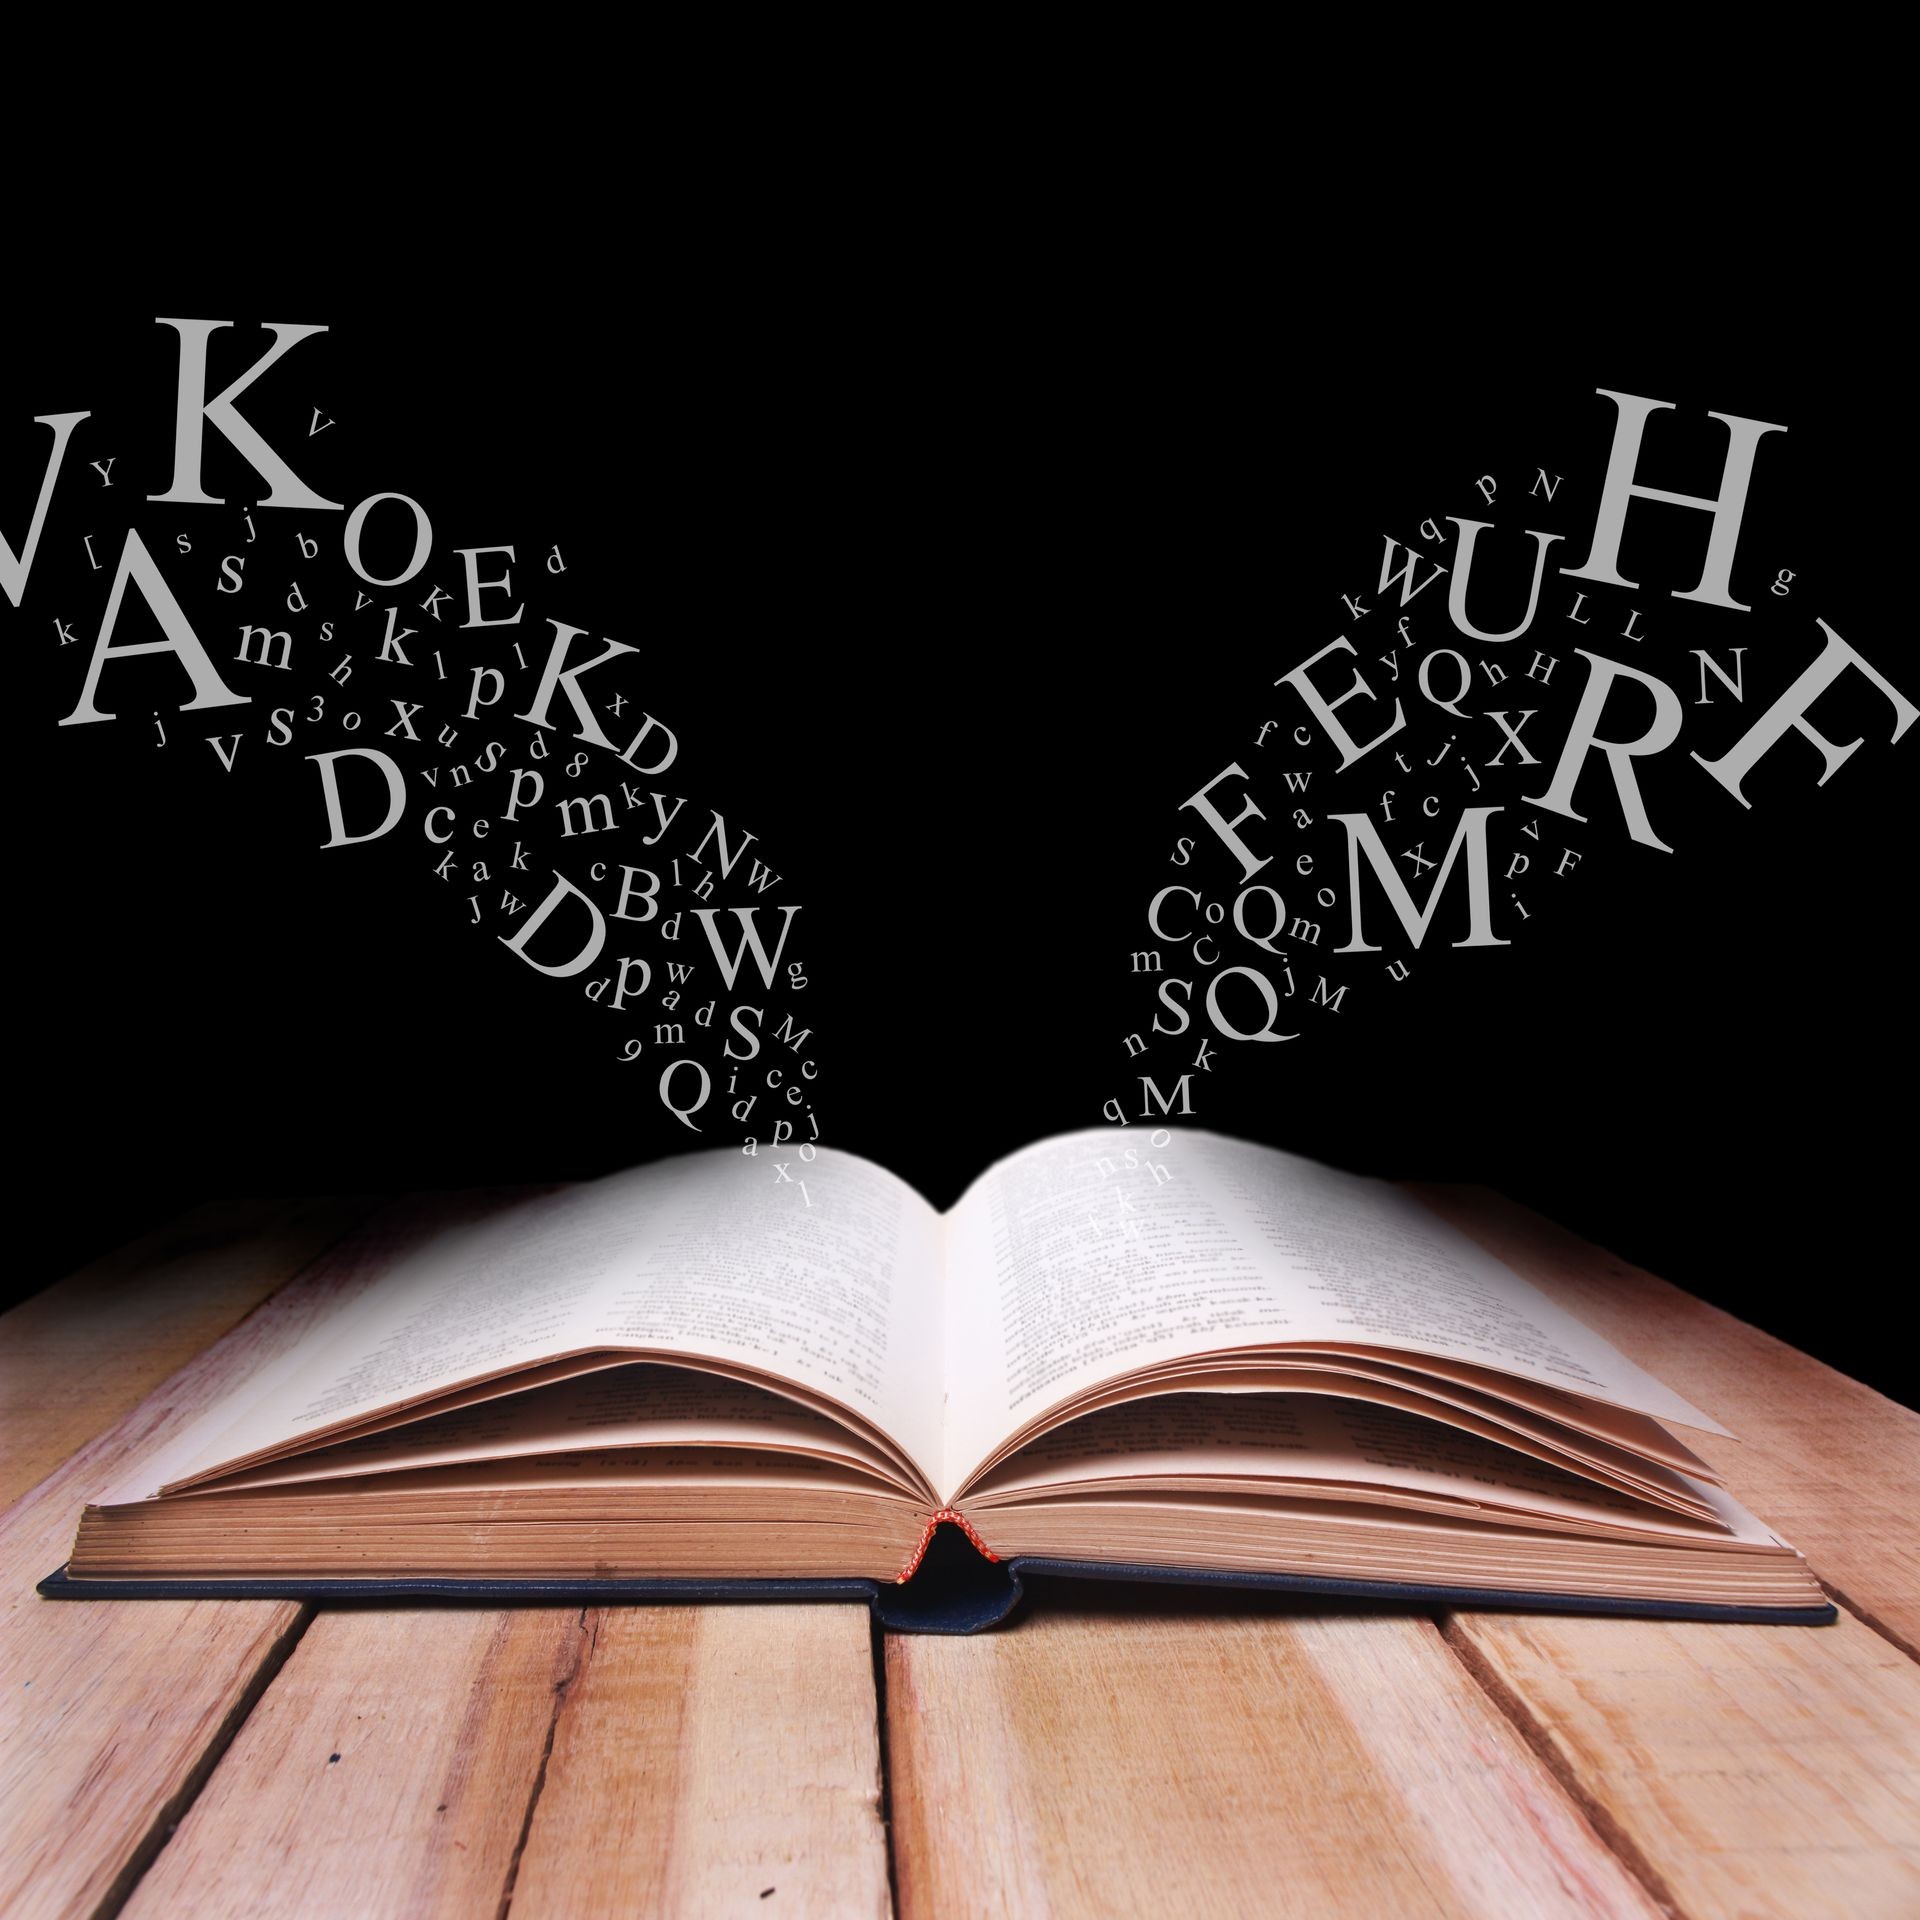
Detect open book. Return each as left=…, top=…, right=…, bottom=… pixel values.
left=46, top=1131, right=1831, bottom=1627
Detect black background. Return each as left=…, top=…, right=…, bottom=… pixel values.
left=11, top=201, right=1914, bottom=1408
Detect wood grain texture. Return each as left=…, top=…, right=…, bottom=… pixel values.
left=1414, top=1187, right=1920, bottom=1918
left=511, top=1604, right=891, bottom=1919
left=116, top=1602, right=893, bottom=1920
left=1414, top=1185, right=1920, bottom=1652
left=0, top=1593, right=307, bottom=1920
left=1445, top=1606, right=1920, bottom=1920
left=0, top=1195, right=369, bottom=1509
left=118, top=1608, right=586, bottom=1920
left=888, top=1594, right=1661, bottom=1920
left=0, top=1201, right=440, bottom=1920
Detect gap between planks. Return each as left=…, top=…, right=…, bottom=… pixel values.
left=1434, top=1609, right=1691, bottom=1920
left=90, top=1607, right=318, bottom=1920
left=494, top=1608, right=596, bottom=1920
left=871, top=1613, right=905, bottom=1920
left=1820, top=1583, right=1920, bottom=1666
left=106, top=1603, right=894, bottom=1920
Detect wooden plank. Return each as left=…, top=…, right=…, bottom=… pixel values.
left=1445, top=1606, right=1920, bottom=1920
left=0, top=1202, right=430, bottom=1920
left=888, top=1592, right=1662, bottom=1920
left=0, top=1596, right=306, bottom=1920
left=0, top=1195, right=370, bottom=1509
left=117, top=1608, right=585, bottom=1920
left=1415, top=1187, right=1920, bottom=1653
left=511, top=1605, right=891, bottom=1919
left=119, top=1603, right=891, bottom=1920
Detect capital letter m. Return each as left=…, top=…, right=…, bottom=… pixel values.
left=1331, top=806, right=1508, bottom=952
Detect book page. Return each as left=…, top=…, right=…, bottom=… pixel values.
left=955, top=1365, right=1713, bottom=1517
left=188, top=1364, right=916, bottom=1494
left=940, top=1129, right=1721, bottom=1494
left=964, top=1393, right=1731, bottom=1538
left=150, top=1146, right=945, bottom=1497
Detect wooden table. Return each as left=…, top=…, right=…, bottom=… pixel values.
left=3, top=1190, right=1917, bottom=1919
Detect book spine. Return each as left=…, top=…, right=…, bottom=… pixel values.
left=897, top=1507, right=1000, bottom=1582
